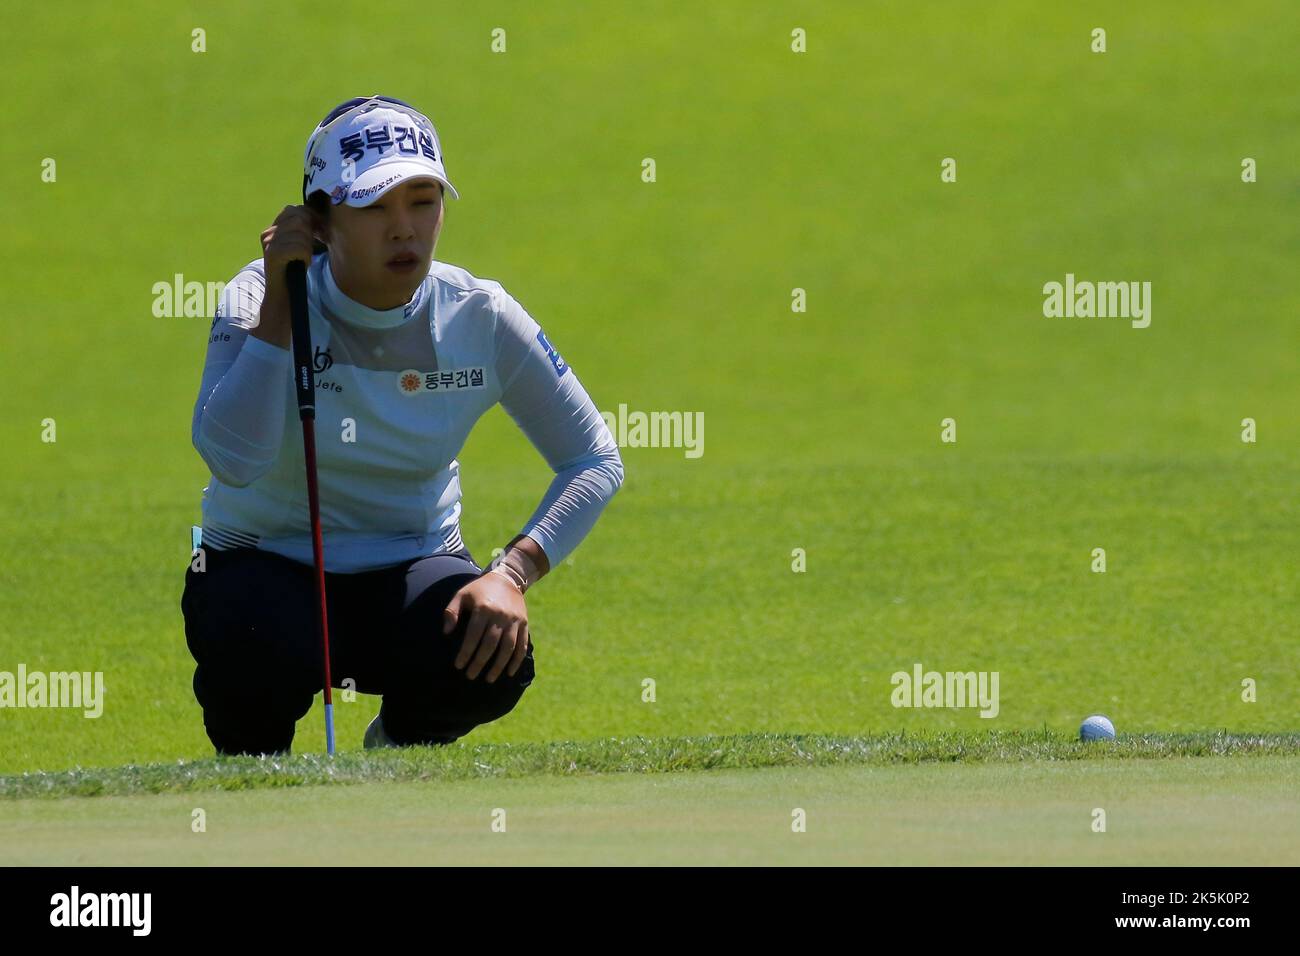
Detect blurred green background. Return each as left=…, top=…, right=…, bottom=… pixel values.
left=1, top=1, right=1296, bottom=773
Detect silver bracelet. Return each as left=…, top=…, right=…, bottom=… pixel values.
left=488, top=563, right=528, bottom=594
left=489, top=545, right=542, bottom=593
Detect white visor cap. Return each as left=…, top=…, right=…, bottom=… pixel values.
left=303, top=97, right=459, bottom=207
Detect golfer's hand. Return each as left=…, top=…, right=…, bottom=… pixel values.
left=254, top=206, right=321, bottom=348
left=443, top=573, right=531, bottom=683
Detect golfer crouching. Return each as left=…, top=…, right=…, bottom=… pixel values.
left=181, top=95, right=624, bottom=756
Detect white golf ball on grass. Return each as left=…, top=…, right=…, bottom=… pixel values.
left=1079, top=714, right=1116, bottom=741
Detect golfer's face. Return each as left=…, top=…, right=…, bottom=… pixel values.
left=330, top=178, right=444, bottom=309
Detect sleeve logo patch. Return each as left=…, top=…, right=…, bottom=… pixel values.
left=536, top=330, right=568, bottom=378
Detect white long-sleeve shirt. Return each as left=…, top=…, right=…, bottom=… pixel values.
left=191, top=252, right=624, bottom=572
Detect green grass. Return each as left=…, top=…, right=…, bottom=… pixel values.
left=4, top=757, right=1299, bottom=865
left=3, top=731, right=1298, bottom=800
left=0, top=0, right=1297, bottom=784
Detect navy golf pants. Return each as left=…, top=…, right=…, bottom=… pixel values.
left=180, top=545, right=535, bottom=756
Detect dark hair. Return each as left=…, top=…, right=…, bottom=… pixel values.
left=306, top=189, right=330, bottom=255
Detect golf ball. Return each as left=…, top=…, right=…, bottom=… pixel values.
left=1079, top=714, right=1116, bottom=741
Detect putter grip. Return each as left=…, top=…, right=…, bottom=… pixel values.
left=286, top=260, right=314, bottom=419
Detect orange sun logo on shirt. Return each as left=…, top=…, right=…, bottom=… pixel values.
left=397, top=370, right=423, bottom=395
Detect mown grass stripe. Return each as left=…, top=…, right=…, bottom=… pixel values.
left=3, top=731, right=1298, bottom=800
